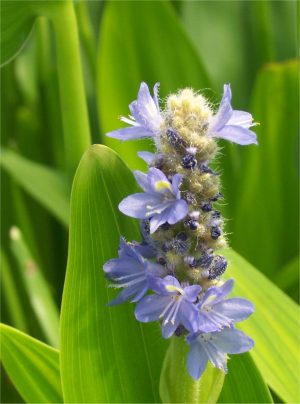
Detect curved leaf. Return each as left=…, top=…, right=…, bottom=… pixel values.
left=0, top=323, right=62, bottom=403
left=0, top=1, right=36, bottom=66
left=1, top=149, right=70, bottom=227
left=9, top=226, right=60, bottom=347
left=60, top=145, right=167, bottom=403
left=223, top=248, right=300, bottom=403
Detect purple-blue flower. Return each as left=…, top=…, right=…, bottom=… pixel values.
left=119, top=167, right=189, bottom=233
left=197, top=279, right=254, bottom=332
left=106, top=82, right=162, bottom=141
left=103, top=238, right=164, bottom=305
left=186, top=327, right=254, bottom=380
left=209, top=84, right=258, bottom=145
left=135, top=275, right=201, bottom=338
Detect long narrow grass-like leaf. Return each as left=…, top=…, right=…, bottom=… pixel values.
left=233, top=61, right=299, bottom=277
left=9, top=227, right=60, bottom=348
left=60, top=145, right=167, bottom=403
left=223, top=249, right=300, bottom=403
left=0, top=323, right=62, bottom=403
left=1, top=149, right=70, bottom=227
left=1, top=250, right=28, bottom=332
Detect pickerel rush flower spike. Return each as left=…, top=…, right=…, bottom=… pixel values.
left=103, top=82, right=257, bottom=380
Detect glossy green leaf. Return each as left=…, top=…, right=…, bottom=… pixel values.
left=60, top=145, right=167, bottom=403
left=0, top=1, right=37, bottom=66
left=97, top=0, right=211, bottom=169
left=218, top=353, right=272, bottom=403
left=160, top=337, right=224, bottom=403
left=1, top=149, right=70, bottom=227
left=9, top=226, right=60, bottom=347
left=233, top=61, right=299, bottom=277
left=0, top=323, right=62, bottom=403
left=222, top=248, right=300, bottom=403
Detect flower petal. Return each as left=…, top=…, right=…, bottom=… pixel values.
left=133, top=170, right=153, bottom=193
left=227, top=110, right=254, bottom=129
left=184, top=285, right=202, bottom=302
left=214, top=125, right=258, bottom=145
left=135, top=294, right=170, bottom=322
left=167, top=199, right=189, bottom=224
left=210, top=84, right=233, bottom=132
left=212, top=328, right=254, bottom=354
left=103, top=257, right=142, bottom=278
left=179, top=300, right=199, bottom=333
left=137, top=151, right=157, bottom=164
left=187, top=341, right=208, bottom=380
left=213, top=298, right=254, bottom=322
left=106, top=125, right=154, bottom=140
left=119, top=193, right=162, bottom=219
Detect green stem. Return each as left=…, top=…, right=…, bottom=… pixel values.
left=40, top=0, right=91, bottom=177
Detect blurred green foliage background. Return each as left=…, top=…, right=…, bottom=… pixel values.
left=1, top=1, right=298, bottom=402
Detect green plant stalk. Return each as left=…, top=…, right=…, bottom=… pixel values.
left=9, top=227, right=60, bottom=348
left=42, top=0, right=91, bottom=177
left=1, top=250, right=28, bottom=333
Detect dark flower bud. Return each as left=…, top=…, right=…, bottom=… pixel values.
left=208, top=255, right=227, bottom=279
left=166, top=128, right=186, bottom=148
left=199, top=163, right=217, bottom=175
left=181, top=154, right=197, bottom=169
left=211, top=226, right=221, bottom=240
left=185, top=219, right=199, bottom=230
left=201, top=202, right=212, bottom=212
left=196, top=253, right=214, bottom=269
left=211, top=210, right=221, bottom=219
left=175, top=324, right=186, bottom=337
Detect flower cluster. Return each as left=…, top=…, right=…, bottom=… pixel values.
left=103, top=82, right=257, bottom=380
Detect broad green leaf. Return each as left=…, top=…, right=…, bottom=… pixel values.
left=223, top=249, right=300, bottom=403
left=9, top=227, right=60, bottom=348
left=60, top=145, right=167, bottom=403
left=1, top=250, right=27, bottom=332
left=0, top=1, right=36, bottom=66
left=233, top=61, right=299, bottom=277
left=160, top=337, right=224, bottom=403
left=97, top=0, right=211, bottom=169
left=1, top=149, right=70, bottom=227
left=0, top=323, right=62, bottom=403
left=218, top=353, right=273, bottom=403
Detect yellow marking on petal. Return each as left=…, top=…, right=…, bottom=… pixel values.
left=166, top=285, right=183, bottom=294
left=155, top=180, right=172, bottom=192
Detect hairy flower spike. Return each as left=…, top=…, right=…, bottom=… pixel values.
left=103, top=82, right=257, bottom=380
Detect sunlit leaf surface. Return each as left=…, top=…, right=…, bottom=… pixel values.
left=218, top=353, right=273, bottom=403
left=0, top=323, right=62, bottom=403
left=60, top=145, right=167, bottom=403
left=223, top=249, right=300, bottom=403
